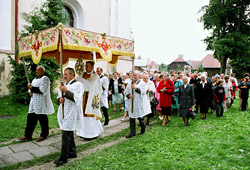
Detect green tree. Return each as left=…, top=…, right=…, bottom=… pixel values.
left=21, top=0, right=68, bottom=36
left=8, top=0, right=67, bottom=104
left=159, top=63, right=168, bottom=72
left=177, top=64, right=181, bottom=71
left=199, top=0, right=250, bottom=74
left=197, top=64, right=205, bottom=73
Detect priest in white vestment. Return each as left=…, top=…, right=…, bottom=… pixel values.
left=76, top=61, right=103, bottom=139
left=19, top=65, right=54, bottom=142
left=124, top=71, right=149, bottom=138
left=55, top=67, right=84, bottom=166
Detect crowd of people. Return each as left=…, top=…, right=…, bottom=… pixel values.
left=18, top=63, right=250, bottom=167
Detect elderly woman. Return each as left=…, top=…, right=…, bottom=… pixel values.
left=172, top=74, right=183, bottom=116
left=196, top=74, right=213, bottom=119
left=178, top=76, right=195, bottom=125
left=143, top=74, right=156, bottom=125
left=157, top=73, right=175, bottom=125
left=109, top=71, right=123, bottom=112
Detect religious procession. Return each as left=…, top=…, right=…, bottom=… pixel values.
left=18, top=58, right=250, bottom=167
left=1, top=0, right=249, bottom=169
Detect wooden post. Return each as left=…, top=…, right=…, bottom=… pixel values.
left=131, top=56, right=134, bottom=113
left=58, top=23, right=64, bottom=119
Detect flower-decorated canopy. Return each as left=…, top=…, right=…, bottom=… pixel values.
left=18, top=24, right=135, bottom=66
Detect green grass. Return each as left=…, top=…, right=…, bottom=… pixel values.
left=2, top=126, right=131, bottom=170
left=61, top=98, right=250, bottom=170
left=0, top=96, right=124, bottom=143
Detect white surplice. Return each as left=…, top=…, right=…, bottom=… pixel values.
left=28, top=75, right=54, bottom=115
left=99, top=75, right=109, bottom=108
left=125, top=80, right=151, bottom=118
left=76, top=72, right=103, bottom=138
left=57, top=79, right=84, bottom=131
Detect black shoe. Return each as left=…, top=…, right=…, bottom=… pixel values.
left=126, top=133, right=135, bottom=138
left=104, top=121, right=109, bottom=126
left=140, top=128, right=145, bottom=134
left=68, top=154, right=77, bottom=159
left=54, top=158, right=67, bottom=167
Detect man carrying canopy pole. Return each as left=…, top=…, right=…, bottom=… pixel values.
left=19, top=65, right=55, bottom=142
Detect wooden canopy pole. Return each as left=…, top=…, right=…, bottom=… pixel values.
left=57, top=23, right=64, bottom=119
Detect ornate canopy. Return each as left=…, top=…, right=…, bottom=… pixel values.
left=18, top=24, right=135, bottom=66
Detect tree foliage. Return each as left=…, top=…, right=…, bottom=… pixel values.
left=199, top=0, right=250, bottom=74
left=8, top=0, right=67, bottom=104
left=21, top=0, right=68, bottom=36
left=159, top=63, right=168, bottom=72
left=197, top=63, right=205, bottom=73
left=177, top=64, right=181, bottom=71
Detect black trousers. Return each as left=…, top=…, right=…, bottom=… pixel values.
left=241, top=96, right=248, bottom=111
left=101, top=106, right=109, bottom=123
left=25, top=113, right=49, bottom=138
left=61, top=131, right=76, bottom=162
left=129, top=117, right=146, bottom=135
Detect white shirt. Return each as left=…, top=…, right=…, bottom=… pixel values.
left=200, top=81, right=207, bottom=88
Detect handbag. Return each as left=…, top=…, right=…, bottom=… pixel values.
left=150, top=97, right=159, bottom=107
left=171, top=95, right=176, bottom=105
left=188, top=108, right=197, bottom=119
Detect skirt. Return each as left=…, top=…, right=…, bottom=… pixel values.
left=179, top=107, right=190, bottom=118
left=161, top=107, right=171, bottom=116
left=112, top=93, right=123, bottom=104
left=200, top=103, right=209, bottom=114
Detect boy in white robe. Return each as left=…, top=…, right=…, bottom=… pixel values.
left=19, top=65, right=54, bottom=142
left=76, top=61, right=103, bottom=139
left=54, top=67, right=84, bottom=167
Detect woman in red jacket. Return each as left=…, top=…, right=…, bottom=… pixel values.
left=157, top=73, right=175, bottom=126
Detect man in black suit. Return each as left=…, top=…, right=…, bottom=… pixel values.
left=189, top=72, right=201, bottom=113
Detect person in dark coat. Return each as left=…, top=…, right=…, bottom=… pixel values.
left=238, top=76, right=250, bottom=111
left=195, top=74, right=213, bottom=119
left=156, top=73, right=175, bottom=126
left=189, top=72, right=201, bottom=113
left=178, top=76, right=195, bottom=126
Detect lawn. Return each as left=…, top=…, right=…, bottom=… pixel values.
left=0, top=95, right=124, bottom=143
left=62, top=98, right=250, bottom=170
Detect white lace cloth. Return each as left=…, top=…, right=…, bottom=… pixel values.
left=28, top=76, right=54, bottom=115
left=125, top=80, right=151, bottom=118
left=57, top=80, right=84, bottom=131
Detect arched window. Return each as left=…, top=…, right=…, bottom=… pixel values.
left=62, top=5, right=74, bottom=27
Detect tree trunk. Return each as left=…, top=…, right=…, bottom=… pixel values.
left=220, top=56, right=228, bottom=74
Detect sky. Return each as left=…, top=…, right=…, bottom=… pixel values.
left=130, top=0, right=213, bottom=65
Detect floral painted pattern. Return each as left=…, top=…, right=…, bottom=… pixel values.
left=92, top=94, right=100, bottom=110
left=18, top=27, right=59, bottom=64
left=18, top=25, right=134, bottom=64
left=62, top=27, right=134, bottom=60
